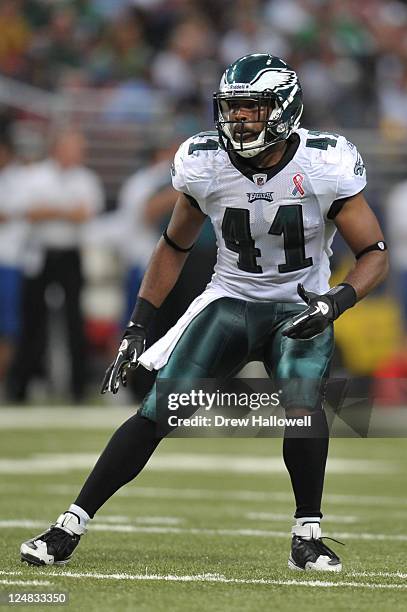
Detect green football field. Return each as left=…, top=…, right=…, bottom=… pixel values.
left=0, top=407, right=406, bottom=612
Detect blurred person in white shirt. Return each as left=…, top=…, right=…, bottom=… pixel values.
left=115, top=143, right=177, bottom=400
left=118, top=145, right=176, bottom=325
left=7, top=129, right=104, bottom=402
left=0, top=129, right=27, bottom=384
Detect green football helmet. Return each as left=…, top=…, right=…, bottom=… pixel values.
left=213, top=53, right=303, bottom=158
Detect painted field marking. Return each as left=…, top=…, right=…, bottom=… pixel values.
left=0, top=453, right=399, bottom=475
left=2, top=482, right=406, bottom=508
left=0, top=407, right=133, bottom=429
left=2, top=569, right=406, bottom=582
left=2, top=520, right=406, bottom=542
left=246, top=512, right=358, bottom=523
left=351, top=571, right=407, bottom=579
left=0, top=578, right=51, bottom=586
left=0, top=570, right=405, bottom=590
left=111, top=486, right=407, bottom=509
left=94, top=516, right=183, bottom=526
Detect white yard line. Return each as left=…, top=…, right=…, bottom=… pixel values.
left=0, top=407, right=133, bottom=429
left=93, top=516, right=130, bottom=524
left=246, top=512, right=358, bottom=523
left=95, top=516, right=183, bottom=525
left=90, top=525, right=407, bottom=542
left=0, top=570, right=404, bottom=590
left=351, top=571, right=407, bottom=579
left=0, top=452, right=399, bottom=474
left=2, top=519, right=406, bottom=541
left=0, top=579, right=51, bottom=586
left=113, top=486, right=407, bottom=507
left=0, top=521, right=46, bottom=528
left=130, top=517, right=183, bottom=525
left=47, top=484, right=407, bottom=508
left=2, top=482, right=407, bottom=508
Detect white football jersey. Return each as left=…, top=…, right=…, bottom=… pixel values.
left=171, top=128, right=366, bottom=303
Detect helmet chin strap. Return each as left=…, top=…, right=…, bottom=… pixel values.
left=232, top=132, right=287, bottom=159
left=234, top=146, right=268, bottom=159
left=225, top=120, right=290, bottom=158
left=227, top=125, right=268, bottom=158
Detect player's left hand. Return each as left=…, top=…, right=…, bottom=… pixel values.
left=282, top=284, right=335, bottom=340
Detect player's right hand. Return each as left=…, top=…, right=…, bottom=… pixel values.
left=100, top=324, right=146, bottom=394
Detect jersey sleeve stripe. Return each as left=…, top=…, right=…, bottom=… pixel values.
left=327, top=188, right=365, bottom=220
left=184, top=193, right=205, bottom=214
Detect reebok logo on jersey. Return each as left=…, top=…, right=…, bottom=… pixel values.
left=247, top=192, right=274, bottom=203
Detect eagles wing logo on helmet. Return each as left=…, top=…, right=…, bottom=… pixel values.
left=250, top=67, right=298, bottom=90
left=213, top=54, right=303, bottom=158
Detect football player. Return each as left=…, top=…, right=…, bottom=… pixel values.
left=20, top=54, right=388, bottom=572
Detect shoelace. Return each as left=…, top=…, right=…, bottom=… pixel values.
left=295, top=535, right=344, bottom=559
left=321, top=536, right=345, bottom=547
left=311, top=537, right=344, bottom=559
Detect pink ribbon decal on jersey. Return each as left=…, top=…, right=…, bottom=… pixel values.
left=293, top=173, right=305, bottom=196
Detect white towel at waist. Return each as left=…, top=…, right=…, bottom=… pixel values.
left=138, top=286, right=226, bottom=371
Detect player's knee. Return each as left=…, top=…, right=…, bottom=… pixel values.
left=139, top=389, right=157, bottom=422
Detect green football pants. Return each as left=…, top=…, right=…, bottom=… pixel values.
left=140, top=297, right=334, bottom=421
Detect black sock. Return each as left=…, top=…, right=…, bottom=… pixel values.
left=283, top=410, right=329, bottom=519
left=74, top=413, right=162, bottom=518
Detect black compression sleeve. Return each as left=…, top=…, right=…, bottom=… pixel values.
left=283, top=411, right=329, bottom=519
left=74, top=413, right=162, bottom=517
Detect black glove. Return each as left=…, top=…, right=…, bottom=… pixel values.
left=282, top=283, right=357, bottom=340
left=100, top=297, right=157, bottom=395
left=100, top=324, right=146, bottom=394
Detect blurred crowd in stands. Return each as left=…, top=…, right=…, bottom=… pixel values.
left=0, top=0, right=407, bottom=404
left=1, top=0, right=407, bottom=132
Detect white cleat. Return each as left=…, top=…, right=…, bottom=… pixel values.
left=20, top=512, right=86, bottom=566
left=288, top=523, right=343, bottom=572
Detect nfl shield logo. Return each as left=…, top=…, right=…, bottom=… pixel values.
left=253, top=173, right=267, bottom=187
